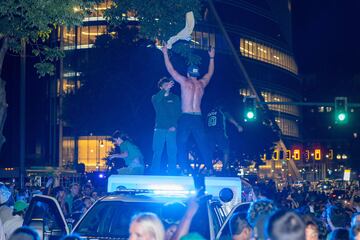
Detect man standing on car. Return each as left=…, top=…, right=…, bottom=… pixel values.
left=162, top=46, right=215, bottom=173
left=151, top=77, right=181, bottom=175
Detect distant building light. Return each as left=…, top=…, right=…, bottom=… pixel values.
left=83, top=16, right=106, bottom=22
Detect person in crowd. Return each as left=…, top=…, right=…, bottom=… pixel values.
left=300, top=215, right=319, bottom=240
left=162, top=201, right=187, bottom=240
left=65, top=183, right=80, bottom=215
left=71, top=198, right=86, bottom=224
left=15, top=189, right=29, bottom=202
left=206, top=103, right=243, bottom=171
left=53, top=186, right=68, bottom=216
left=151, top=77, right=181, bottom=175
left=350, top=224, right=360, bottom=240
left=60, top=234, right=82, bottom=240
left=129, top=212, right=165, bottom=240
left=0, top=218, right=5, bottom=240
left=352, top=212, right=360, bottom=227
left=8, top=226, right=40, bottom=240
left=83, top=196, right=94, bottom=211
left=91, top=191, right=99, bottom=201
left=247, top=198, right=277, bottom=240
left=327, top=228, right=349, bottom=240
left=169, top=197, right=201, bottom=240
left=0, top=184, right=13, bottom=225
left=351, top=191, right=360, bottom=212
left=3, top=200, right=28, bottom=239
left=82, top=184, right=93, bottom=197
left=162, top=45, right=215, bottom=173
left=229, top=212, right=252, bottom=240
left=109, top=130, right=144, bottom=175
left=266, top=210, right=306, bottom=240
left=326, top=205, right=351, bottom=231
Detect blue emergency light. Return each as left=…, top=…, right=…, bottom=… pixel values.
left=107, top=175, right=242, bottom=209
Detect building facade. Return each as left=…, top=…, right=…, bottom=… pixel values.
left=60, top=0, right=303, bottom=175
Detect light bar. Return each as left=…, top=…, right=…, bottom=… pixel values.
left=107, top=175, right=242, bottom=212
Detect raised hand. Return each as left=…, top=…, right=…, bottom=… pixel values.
left=208, top=46, right=215, bottom=58
left=162, top=45, right=168, bottom=55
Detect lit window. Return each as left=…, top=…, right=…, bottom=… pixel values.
left=74, top=136, right=113, bottom=171
left=275, top=117, right=299, bottom=137
left=190, top=31, right=215, bottom=50
left=239, top=38, right=298, bottom=74
left=318, top=106, right=324, bottom=112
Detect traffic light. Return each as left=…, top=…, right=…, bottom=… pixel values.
left=243, top=96, right=257, bottom=121
left=334, top=97, right=348, bottom=124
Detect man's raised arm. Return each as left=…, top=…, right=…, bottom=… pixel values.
left=162, top=46, right=186, bottom=84
left=200, top=47, right=215, bottom=87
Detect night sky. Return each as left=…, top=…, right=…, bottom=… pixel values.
left=292, top=0, right=360, bottom=169
left=293, top=0, right=360, bottom=89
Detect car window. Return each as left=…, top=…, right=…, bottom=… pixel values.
left=24, top=196, right=68, bottom=239
left=74, top=201, right=163, bottom=238
left=217, top=203, right=251, bottom=239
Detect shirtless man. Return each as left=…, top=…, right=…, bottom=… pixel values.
left=162, top=46, right=215, bottom=171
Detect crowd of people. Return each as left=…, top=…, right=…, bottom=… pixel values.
left=0, top=179, right=101, bottom=240
left=0, top=177, right=359, bottom=240
left=228, top=180, right=360, bottom=240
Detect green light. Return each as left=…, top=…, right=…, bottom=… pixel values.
left=337, top=113, right=346, bottom=121
left=246, top=111, right=255, bottom=119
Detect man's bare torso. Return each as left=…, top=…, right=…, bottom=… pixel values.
left=180, top=78, right=204, bottom=113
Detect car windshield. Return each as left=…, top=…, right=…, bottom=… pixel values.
left=74, top=200, right=210, bottom=239
left=74, top=201, right=161, bottom=238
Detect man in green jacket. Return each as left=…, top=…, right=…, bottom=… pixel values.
left=151, top=77, right=181, bottom=174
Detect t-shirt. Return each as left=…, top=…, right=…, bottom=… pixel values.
left=152, top=90, right=181, bottom=129
left=3, top=215, right=23, bottom=239
left=0, top=205, right=13, bottom=225
left=206, top=108, right=227, bottom=134
left=119, top=141, right=143, bottom=166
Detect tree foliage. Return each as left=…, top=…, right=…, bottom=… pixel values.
left=0, top=0, right=94, bottom=76
left=105, top=0, right=202, bottom=65
left=0, top=0, right=94, bottom=152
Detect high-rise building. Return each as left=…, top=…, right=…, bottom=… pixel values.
left=60, top=0, right=302, bottom=174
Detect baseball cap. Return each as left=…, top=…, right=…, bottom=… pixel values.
left=14, top=200, right=28, bottom=212
left=187, top=65, right=200, bottom=77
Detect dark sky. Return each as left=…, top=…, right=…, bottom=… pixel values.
left=292, top=0, right=360, bottom=78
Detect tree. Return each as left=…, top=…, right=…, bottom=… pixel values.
left=105, top=0, right=202, bottom=65
left=0, top=0, right=93, bottom=151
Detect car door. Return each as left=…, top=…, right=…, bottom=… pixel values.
left=23, top=195, right=70, bottom=240
left=216, top=202, right=251, bottom=239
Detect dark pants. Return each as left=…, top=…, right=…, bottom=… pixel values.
left=177, top=114, right=212, bottom=169
left=208, top=130, right=230, bottom=164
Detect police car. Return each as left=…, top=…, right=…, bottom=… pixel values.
left=24, top=175, right=244, bottom=239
